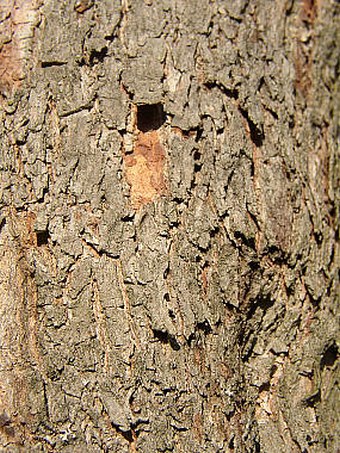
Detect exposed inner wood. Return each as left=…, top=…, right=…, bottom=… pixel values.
left=124, top=131, right=166, bottom=209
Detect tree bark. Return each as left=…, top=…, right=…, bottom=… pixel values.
left=0, top=0, right=339, bottom=451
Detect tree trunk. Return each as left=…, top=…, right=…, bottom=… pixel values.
left=0, top=0, right=339, bottom=451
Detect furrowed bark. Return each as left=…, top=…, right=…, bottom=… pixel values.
left=0, top=0, right=339, bottom=451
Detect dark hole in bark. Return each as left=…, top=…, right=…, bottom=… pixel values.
left=239, top=107, right=264, bottom=147
left=234, top=230, right=256, bottom=250
left=257, top=295, right=274, bottom=311
left=137, top=103, right=165, bottom=132
left=121, top=213, right=135, bottom=222
left=249, top=260, right=260, bottom=270
left=163, top=267, right=169, bottom=279
left=187, top=332, right=195, bottom=347
left=266, top=244, right=285, bottom=263
left=193, top=150, right=201, bottom=161
left=270, top=364, right=278, bottom=377
left=197, top=320, right=212, bottom=334
left=304, top=389, right=321, bottom=407
left=153, top=329, right=169, bottom=343
left=168, top=309, right=175, bottom=319
left=314, top=230, right=323, bottom=244
left=89, top=46, right=108, bottom=65
left=0, top=217, right=6, bottom=232
left=258, top=382, right=270, bottom=392
left=210, top=226, right=219, bottom=238
left=41, top=61, right=66, bottom=68
left=195, top=127, right=203, bottom=142
left=204, top=81, right=239, bottom=100
left=120, top=429, right=133, bottom=442
left=321, top=343, right=338, bottom=369
left=36, top=230, right=49, bottom=246
left=152, top=329, right=180, bottom=351
left=306, top=434, right=316, bottom=446
left=254, top=441, right=261, bottom=453
left=169, top=336, right=180, bottom=351
left=228, top=435, right=235, bottom=449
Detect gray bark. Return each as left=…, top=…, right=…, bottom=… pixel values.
left=0, top=0, right=339, bottom=451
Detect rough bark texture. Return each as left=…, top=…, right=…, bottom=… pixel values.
left=0, top=0, right=339, bottom=452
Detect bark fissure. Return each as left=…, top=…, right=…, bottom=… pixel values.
left=0, top=0, right=338, bottom=451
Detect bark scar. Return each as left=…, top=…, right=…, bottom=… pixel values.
left=124, top=130, right=166, bottom=209
left=0, top=0, right=39, bottom=97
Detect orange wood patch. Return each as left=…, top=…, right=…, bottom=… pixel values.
left=124, top=131, right=166, bottom=209
left=0, top=0, right=38, bottom=96
left=0, top=42, right=22, bottom=95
